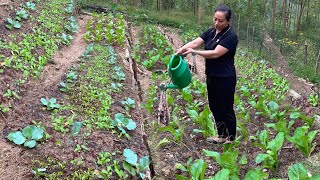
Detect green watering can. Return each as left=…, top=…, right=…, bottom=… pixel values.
left=167, top=55, right=192, bottom=89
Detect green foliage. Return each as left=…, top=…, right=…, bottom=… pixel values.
left=16, top=10, right=28, bottom=21
left=175, top=158, right=207, bottom=180
left=5, top=18, right=21, bottom=29
left=244, top=169, right=268, bottom=180
left=41, top=97, right=61, bottom=110
left=255, top=132, right=284, bottom=171
left=308, top=93, right=319, bottom=107
left=288, top=163, right=320, bottom=180
left=112, top=113, right=137, bottom=138
left=25, top=2, right=36, bottom=10
left=287, top=126, right=317, bottom=157
left=7, top=125, right=44, bottom=148
left=187, top=105, right=216, bottom=137
left=84, top=12, right=125, bottom=46
left=203, top=149, right=246, bottom=179
left=121, top=97, right=135, bottom=110
left=157, top=123, right=186, bottom=145
left=123, top=149, right=150, bottom=179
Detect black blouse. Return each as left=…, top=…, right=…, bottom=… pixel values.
left=200, top=25, right=238, bottom=77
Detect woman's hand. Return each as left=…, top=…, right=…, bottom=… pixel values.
left=175, top=48, right=186, bottom=55
left=182, top=48, right=196, bottom=56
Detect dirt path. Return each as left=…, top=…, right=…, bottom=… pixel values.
left=0, top=15, right=88, bottom=180
left=262, top=31, right=317, bottom=97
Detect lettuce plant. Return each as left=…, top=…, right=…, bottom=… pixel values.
left=255, top=132, right=284, bottom=171
left=123, top=149, right=150, bottom=179
left=7, top=125, right=44, bottom=148
left=175, top=158, right=207, bottom=180
left=287, top=126, right=317, bottom=157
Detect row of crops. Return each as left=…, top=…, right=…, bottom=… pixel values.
left=1, top=0, right=319, bottom=179
left=133, top=12, right=319, bottom=180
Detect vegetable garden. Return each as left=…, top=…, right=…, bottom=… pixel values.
left=0, top=0, right=319, bottom=179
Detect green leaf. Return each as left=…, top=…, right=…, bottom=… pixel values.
left=288, top=163, right=309, bottom=180
left=290, top=112, right=301, bottom=119
left=7, top=131, right=26, bottom=145
left=22, top=125, right=36, bottom=139
left=40, top=98, right=48, bottom=105
left=71, top=122, right=82, bottom=136
left=175, top=174, right=190, bottom=180
left=157, top=138, right=170, bottom=147
left=212, top=169, right=230, bottom=180
left=255, top=153, right=269, bottom=164
left=24, top=140, right=37, bottom=148
left=126, top=119, right=136, bottom=130
left=203, top=149, right=220, bottom=161
left=191, top=159, right=207, bottom=180
left=123, top=148, right=138, bottom=166
left=32, top=127, right=44, bottom=141
left=244, top=169, right=267, bottom=180
left=175, top=163, right=187, bottom=172
left=123, top=162, right=136, bottom=176
left=267, top=132, right=284, bottom=151
left=268, top=101, right=279, bottom=111
left=239, top=154, right=248, bottom=165
left=139, top=156, right=150, bottom=171
left=49, top=98, right=57, bottom=104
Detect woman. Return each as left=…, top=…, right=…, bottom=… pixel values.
left=176, top=5, right=238, bottom=144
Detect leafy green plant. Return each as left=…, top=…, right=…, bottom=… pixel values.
left=121, top=98, right=135, bottom=110
left=265, top=118, right=295, bottom=138
left=5, top=18, right=21, bottom=29
left=286, top=126, right=317, bottom=157
left=308, top=93, right=318, bottom=107
left=111, top=113, right=137, bottom=138
left=123, top=148, right=150, bottom=179
left=26, top=2, right=36, bottom=10
left=288, top=163, right=320, bottom=180
left=203, top=149, right=247, bottom=180
left=15, top=10, right=28, bottom=21
left=174, top=157, right=207, bottom=180
left=7, top=125, right=44, bottom=148
left=255, top=132, right=284, bottom=171
left=187, top=105, right=216, bottom=137
left=244, top=169, right=268, bottom=180
left=61, top=33, right=73, bottom=45
left=157, top=123, right=186, bottom=145
left=41, top=97, right=61, bottom=110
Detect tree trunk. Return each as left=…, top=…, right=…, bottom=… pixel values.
left=271, top=0, right=277, bottom=39
left=198, top=1, right=202, bottom=31
left=296, top=0, right=308, bottom=34
left=283, top=0, right=288, bottom=37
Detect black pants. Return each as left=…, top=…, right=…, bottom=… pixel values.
left=206, top=76, right=237, bottom=141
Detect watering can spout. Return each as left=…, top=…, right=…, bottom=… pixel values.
left=167, top=55, right=191, bottom=89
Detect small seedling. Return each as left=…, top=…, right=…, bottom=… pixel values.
left=26, top=2, right=36, bottom=10
left=123, top=149, right=150, bottom=179
left=16, top=10, right=28, bottom=21
left=6, top=18, right=21, bottom=29
left=7, top=125, right=44, bottom=148
left=41, top=97, right=61, bottom=110
left=111, top=113, right=136, bottom=138
left=121, top=98, right=135, bottom=110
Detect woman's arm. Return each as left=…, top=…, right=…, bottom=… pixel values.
left=183, top=45, right=229, bottom=59
left=175, top=37, right=204, bottom=55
